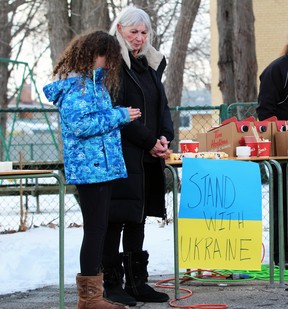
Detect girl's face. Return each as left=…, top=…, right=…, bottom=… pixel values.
left=117, top=22, right=148, bottom=56
left=93, top=56, right=106, bottom=70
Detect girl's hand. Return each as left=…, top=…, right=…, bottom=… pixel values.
left=127, top=107, right=141, bottom=122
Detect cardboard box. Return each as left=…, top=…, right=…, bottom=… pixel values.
left=240, top=116, right=271, bottom=144
left=274, top=132, right=288, bottom=156
left=196, top=133, right=207, bottom=152
left=252, top=120, right=271, bottom=140
left=250, top=119, right=274, bottom=155
left=261, top=116, right=288, bottom=156
left=204, top=116, right=273, bottom=157
left=206, top=120, right=253, bottom=157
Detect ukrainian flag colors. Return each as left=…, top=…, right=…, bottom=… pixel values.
left=178, top=158, right=262, bottom=270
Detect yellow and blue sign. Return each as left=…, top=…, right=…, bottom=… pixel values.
left=178, top=158, right=262, bottom=270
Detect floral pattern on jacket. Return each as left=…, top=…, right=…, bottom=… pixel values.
left=43, top=68, right=129, bottom=184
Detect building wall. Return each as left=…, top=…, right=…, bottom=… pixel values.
left=210, top=0, right=288, bottom=106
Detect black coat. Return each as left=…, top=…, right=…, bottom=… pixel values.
left=257, top=54, right=288, bottom=120
left=109, top=57, right=174, bottom=223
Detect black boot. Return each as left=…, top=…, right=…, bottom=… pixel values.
left=123, top=251, right=169, bottom=303
left=103, top=254, right=137, bottom=306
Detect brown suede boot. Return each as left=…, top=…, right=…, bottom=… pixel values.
left=76, top=273, right=129, bottom=309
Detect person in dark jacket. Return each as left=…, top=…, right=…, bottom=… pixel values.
left=257, top=46, right=288, bottom=120
left=102, top=6, right=174, bottom=306
left=256, top=44, right=288, bottom=268
left=43, top=30, right=141, bottom=309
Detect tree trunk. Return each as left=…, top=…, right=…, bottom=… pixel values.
left=72, top=0, right=110, bottom=32
left=233, top=0, right=257, bottom=103
left=0, top=0, right=12, bottom=160
left=165, top=0, right=201, bottom=151
left=217, top=0, right=236, bottom=105
left=217, top=0, right=257, bottom=112
left=47, top=0, right=72, bottom=67
left=47, top=0, right=110, bottom=67
left=0, top=1, right=11, bottom=109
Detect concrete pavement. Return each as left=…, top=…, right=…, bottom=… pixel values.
left=0, top=274, right=287, bottom=309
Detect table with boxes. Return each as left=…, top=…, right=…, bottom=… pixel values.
left=167, top=117, right=288, bottom=296
left=197, top=116, right=288, bottom=157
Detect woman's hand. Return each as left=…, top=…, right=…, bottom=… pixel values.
left=127, top=107, right=141, bottom=122
left=149, top=139, right=170, bottom=158
left=160, top=136, right=169, bottom=150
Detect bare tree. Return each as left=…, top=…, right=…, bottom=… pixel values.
left=1, top=0, right=209, bottom=161
left=164, top=0, right=201, bottom=151
left=0, top=0, right=12, bottom=108
left=46, top=0, right=71, bottom=67
left=0, top=0, right=12, bottom=160
left=217, top=0, right=235, bottom=105
left=0, top=0, right=45, bottom=160
left=45, top=0, right=207, bottom=101
left=217, top=0, right=257, bottom=108
left=46, top=0, right=110, bottom=67
left=233, top=0, right=257, bottom=103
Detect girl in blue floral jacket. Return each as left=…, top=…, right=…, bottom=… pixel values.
left=43, top=30, right=141, bottom=309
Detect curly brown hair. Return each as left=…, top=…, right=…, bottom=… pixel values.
left=53, top=30, right=122, bottom=98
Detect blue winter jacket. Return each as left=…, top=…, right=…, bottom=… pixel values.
left=43, top=68, right=130, bottom=184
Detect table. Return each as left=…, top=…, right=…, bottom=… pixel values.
left=0, top=170, right=65, bottom=309
left=165, top=156, right=288, bottom=298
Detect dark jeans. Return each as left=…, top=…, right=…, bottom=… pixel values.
left=76, top=182, right=112, bottom=276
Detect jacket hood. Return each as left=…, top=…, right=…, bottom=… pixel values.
left=43, top=78, right=75, bottom=107
left=43, top=68, right=105, bottom=107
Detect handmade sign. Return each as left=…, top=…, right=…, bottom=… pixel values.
left=178, top=158, right=262, bottom=270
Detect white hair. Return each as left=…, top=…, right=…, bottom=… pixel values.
left=109, top=6, right=153, bottom=44
left=109, top=6, right=153, bottom=67
left=109, top=6, right=163, bottom=70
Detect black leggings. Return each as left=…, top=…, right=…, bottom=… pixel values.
left=76, top=182, right=112, bottom=276
left=103, top=162, right=162, bottom=262
left=103, top=219, right=146, bottom=259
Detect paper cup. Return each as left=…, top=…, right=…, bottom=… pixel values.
left=257, top=141, right=271, bottom=157
left=0, top=161, right=13, bottom=172
left=245, top=142, right=258, bottom=156
left=244, top=136, right=258, bottom=143
left=236, top=146, right=251, bottom=157
left=179, top=140, right=199, bottom=153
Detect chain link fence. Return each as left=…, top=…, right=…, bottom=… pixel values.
left=0, top=105, right=269, bottom=248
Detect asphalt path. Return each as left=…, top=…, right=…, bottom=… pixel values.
left=1, top=275, right=288, bottom=309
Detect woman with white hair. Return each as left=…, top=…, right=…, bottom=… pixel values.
left=102, top=5, right=174, bottom=307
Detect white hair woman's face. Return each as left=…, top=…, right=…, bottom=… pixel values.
left=117, top=22, right=148, bottom=56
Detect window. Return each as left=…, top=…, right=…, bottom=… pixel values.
left=180, top=114, right=192, bottom=130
